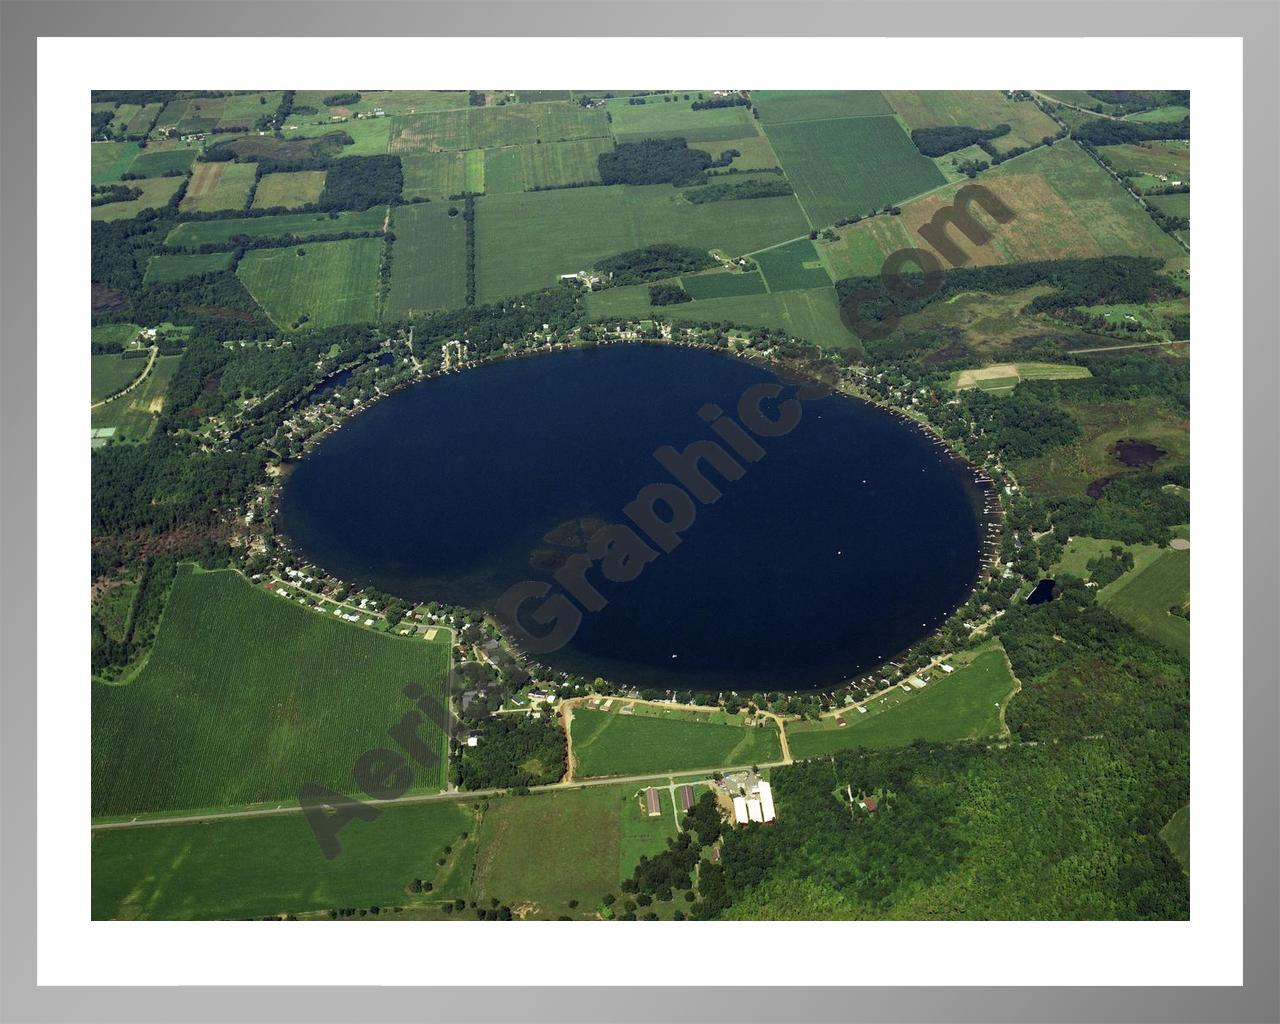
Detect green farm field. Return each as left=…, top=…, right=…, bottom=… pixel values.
left=390, top=103, right=609, bottom=154
left=1146, top=192, right=1190, bottom=218
left=401, top=150, right=482, bottom=200
left=884, top=90, right=1061, bottom=153
left=166, top=207, right=386, bottom=247
left=218, top=91, right=283, bottom=127
left=755, top=237, right=833, bottom=292
left=751, top=90, right=892, bottom=124
left=237, top=237, right=384, bottom=330
left=291, top=90, right=470, bottom=120
left=680, top=269, right=768, bottom=299
left=92, top=800, right=473, bottom=920
left=1096, top=141, right=1189, bottom=181
left=585, top=282, right=855, bottom=350
left=385, top=203, right=469, bottom=318
left=471, top=784, right=677, bottom=917
left=287, top=116, right=392, bottom=156
left=474, top=184, right=809, bottom=303
left=179, top=161, right=257, bottom=214
left=92, top=566, right=452, bottom=817
left=127, top=147, right=198, bottom=178
left=605, top=95, right=755, bottom=143
left=90, top=354, right=180, bottom=443
left=516, top=136, right=613, bottom=188
left=1125, top=105, right=1191, bottom=123
left=762, top=115, right=945, bottom=228
left=786, top=644, right=1017, bottom=759
left=948, top=362, right=1093, bottom=392
left=143, top=251, right=235, bottom=284
left=252, top=170, right=327, bottom=209
left=1100, top=548, right=1190, bottom=658
left=90, top=354, right=146, bottom=403
left=570, top=707, right=781, bottom=777
left=91, top=141, right=141, bottom=184
left=91, top=176, right=184, bottom=221
left=821, top=140, right=1184, bottom=278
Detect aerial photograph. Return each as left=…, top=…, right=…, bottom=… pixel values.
left=89, top=88, right=1191, bottom=922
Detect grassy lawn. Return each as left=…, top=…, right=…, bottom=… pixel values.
left=237, top=237, right=383, bottom=330
left=1099, top=548, right=1190, bottom=658
left=252, top=170, right=327, bottom=209
left=570, top=707, right=781, bottom=777
left=90, top=354, right=146, bottom=403
left=786, top=643, right=1017, bottom=759
left=92, top=566, right=452, bottom=817
left=1159, top=804, right=1190, bottom=874
left=474, top=183, right=809, bottom=303
left=471, top=783, right=678, bottom=917
left=385, top=202, right=468, bottom=317
left=763, top=114, right=946, bottom=228
left=92, top=799, right=473, bottom=920
left=1053, top=536, right=1165, bottom=583
left=166, top=207, right=385, bottom=247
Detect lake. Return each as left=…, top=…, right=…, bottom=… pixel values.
left=278, top=344, right=988, bottom=692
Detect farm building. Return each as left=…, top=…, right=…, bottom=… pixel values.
left=644, top=787, right=661, bottom=817
left=757, top=780, right=776, bottom=823
left=732, top=795, right=749, bottom=824
left=747, top=798, right=763, bottom=823
left=678, top=784, right=695, bottom=812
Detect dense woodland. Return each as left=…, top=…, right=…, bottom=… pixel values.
left=596, top=138, right=733, bottom=187
left=453, top=714, right=566, bottom=790
left=594, top=244, right=717, bottom=285
left=697, top=582, right=1188, bottom=920
left=910, top=123, right=1010, bottom=157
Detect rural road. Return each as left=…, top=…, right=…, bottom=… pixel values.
left=90, top=759, right=789, bottom=833
left=90, top=345, right=157, bottom=409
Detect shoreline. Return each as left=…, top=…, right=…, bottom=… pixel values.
left=255, top=327, right=1007, bottom=701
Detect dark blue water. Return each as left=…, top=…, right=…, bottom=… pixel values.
left=1026, top=578, right=1057, bottom=605
left=277, top=344, right=986, bottom=692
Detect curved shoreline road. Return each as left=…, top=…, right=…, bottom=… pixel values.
left=89, top=759, right=789, bottom=833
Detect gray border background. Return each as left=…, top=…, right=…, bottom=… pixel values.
left=1, top=2, right=1275, bottom=1022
